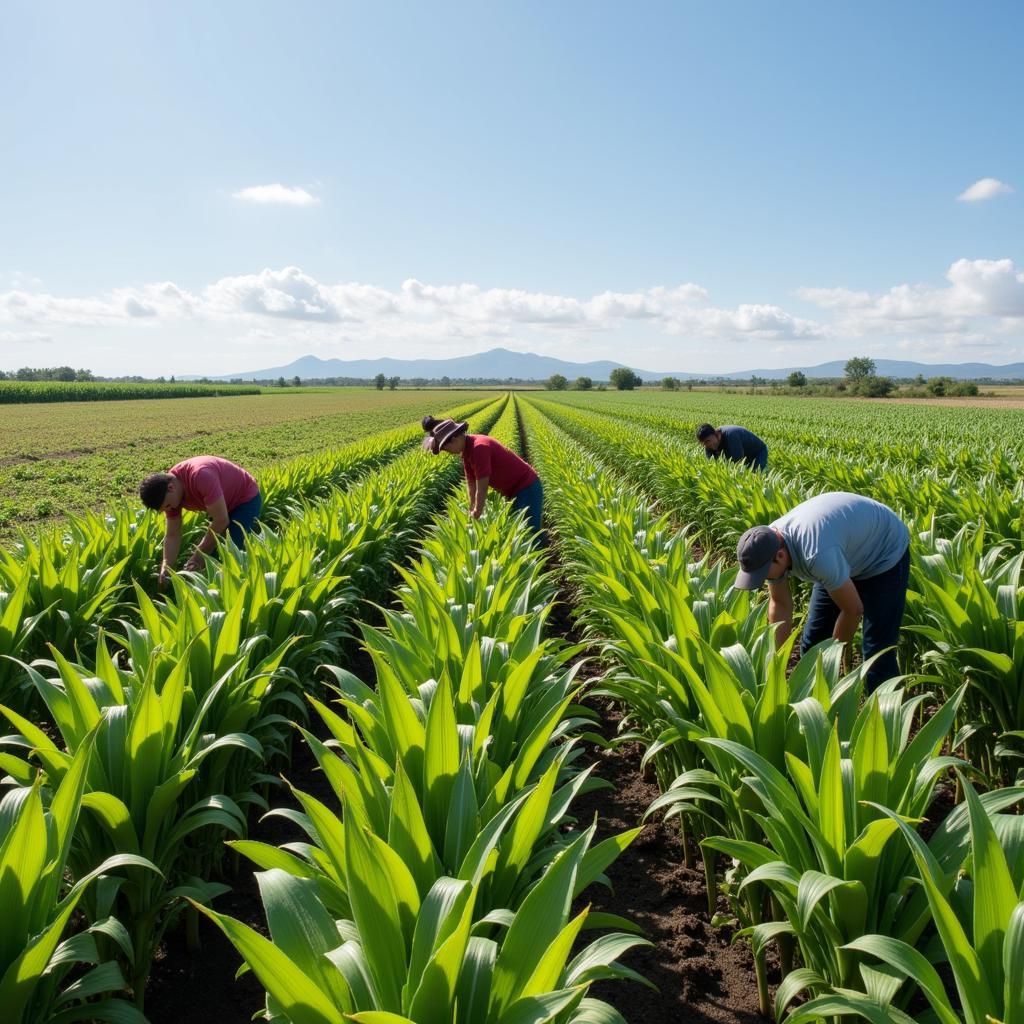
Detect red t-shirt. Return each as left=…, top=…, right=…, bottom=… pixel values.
left=461, top=435, right=538, bottom=498
left=166, top=456, right=259, bottom=519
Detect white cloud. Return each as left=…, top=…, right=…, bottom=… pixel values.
left=0, top=329, right=51, bottom=344
left=4, top=258, right=1024, bottom=376
left=801, top=258, right=1024, bottom=325
left=956, top=177, right=1014, bottom=203
left=232, top=183, right=320, bottom=206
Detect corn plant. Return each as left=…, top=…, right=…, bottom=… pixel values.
left=908, top=522, right=1024, bottom=778
left=1, top=646, right=257, bottom=1006
left=198, top=824, right=646, bottom=1024
left=0, top=733, right=157, bottom=1023
left=786, top=774, right=1024, bottom=1024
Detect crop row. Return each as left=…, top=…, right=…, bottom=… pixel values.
left=539, top=389, right=1024, bottom=481
left=0, top=381, right=263, bottom=404
left=0, top=395, right=498, bottom=709
left=0, top=397, right=507, bottom=1020
left=195, top=405, right=644, bottom=1023
left=519, top=396, right=1024, bottom=1024
left=524, top=395, right=1024, bottom=772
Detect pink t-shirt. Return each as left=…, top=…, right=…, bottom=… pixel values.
left=461, top=435, right=538, bottom=498
left=165, top=456, right=259, bottom=519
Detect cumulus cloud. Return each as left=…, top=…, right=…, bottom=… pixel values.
left=204, top=267, right=340, bottom=321
left=4, top=259, right=1024, bottom=367
left=956, top=178, right=1014, bottom=203
left=232, top=183, right=320, bottom=205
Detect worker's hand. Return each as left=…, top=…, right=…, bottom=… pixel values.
left=157, top=566, right=169, bottom=591
left=470, top=507, right=482, bottom=519
left=184, top=552, right=204, bottom=573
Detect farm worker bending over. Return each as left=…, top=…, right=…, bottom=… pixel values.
left=421, top=415, right=544, bottom=536
left=139, top=455, right=262, bottom=587
left=733, top=491, right=910, bottom=693
left=696, top=423, right=768, bottom=471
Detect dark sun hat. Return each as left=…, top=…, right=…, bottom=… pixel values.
left=422, top=418, right=468, bottom=455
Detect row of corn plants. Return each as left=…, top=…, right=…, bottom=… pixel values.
left=520, top=398, right=1024, bottom=1024
left=0, top=396, right=497, bottom=708
left=539, top=390, right=1024, bottom=490
left=0, top=400, right=510, bottom=1018
left=194, top=409, right=649, bottom=1023
left=524, top=395, right=1024, bottom=780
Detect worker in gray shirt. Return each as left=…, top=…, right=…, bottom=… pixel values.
left=733, top=491, right=911, bottom=692
left=696, top=423, right=768, bottom=470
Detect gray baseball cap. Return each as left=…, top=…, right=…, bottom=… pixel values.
left=735, top=526, right=781, bottom=589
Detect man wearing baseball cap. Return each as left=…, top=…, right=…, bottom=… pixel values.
left=734, top=491, right=910, bottom=692
left=696, top=423, right=768, bottom=471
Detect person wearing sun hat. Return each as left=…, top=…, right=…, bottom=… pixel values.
left=734, top=491, right=910, bottom=692
left=696, top=423, right=768, bottom=470
left=421, top=414, right=544, bottom=536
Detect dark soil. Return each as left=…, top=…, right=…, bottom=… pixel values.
left=572, top=711, right=771, bottom=1024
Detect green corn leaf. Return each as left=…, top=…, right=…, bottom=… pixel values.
left=190, top=901, right=345, bottom=1024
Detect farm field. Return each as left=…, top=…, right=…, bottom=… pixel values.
left=1, top=388, right=1022, bottom=1024
left=0, top=388, right=492, bottom=535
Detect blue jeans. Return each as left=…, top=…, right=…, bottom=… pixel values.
left=510, top=478, right=544, bottom=537
left=227, top=492, right=262, bottom=548
left=800, top=546, right=910, bottom=693
left=747, top=447, right=768, bottom=471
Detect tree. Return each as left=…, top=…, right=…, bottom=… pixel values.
left=547, top=373, right=569, bottom=391
left=387, top=376, right=400, bottom=390
left=373, top=373, right=387, bottom=390
left=574, top=376, right=593, bottom=391
left=856, top=375, right=894, bottom=397
left=787, top=371, right=807, bottom=388
left=277, top=376, right=286, bottom=388
left=610, top=368, right=643, bottom=391
left=292, top=375, right=301, bottom=387
left=844, top=357, right=876, bottom=382
left=661, top=376, right=680, bottom=391
left=441, top=376, right=451, bottom=388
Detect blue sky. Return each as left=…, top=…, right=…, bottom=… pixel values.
left=2, top=1, right=1022, bottom=375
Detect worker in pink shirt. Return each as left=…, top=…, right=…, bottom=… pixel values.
left=421, top=415, right=544, bottom=539
left=139, top=455, right=262, bottom=587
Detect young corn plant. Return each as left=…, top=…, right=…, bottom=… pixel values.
left=0, top=734, right=157, bottom=1023
left=786, top=773, right=1024, bottom=1024
left=908, top=522, right=1024, bottom=779
left=1, top=645, right=257, bottom=1007
left=198, top=824, right=647, bottom=1024
left=683, top=664, right=968, bottom=1018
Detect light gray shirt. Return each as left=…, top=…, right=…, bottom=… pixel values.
left=771, top=492, right=910, bottom=591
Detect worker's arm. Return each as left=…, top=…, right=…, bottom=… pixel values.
left=159, top=516, right=183, bottom=588
left=471, top=477, right=490, bottom=518
left=827, top=578, right=864, bottom=643
left=184, top=496, right=230, bottom=570
left=767, top=578, right=794, bottom=644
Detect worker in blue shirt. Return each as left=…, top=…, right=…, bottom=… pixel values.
left=696, top=423, right=768, bottom=470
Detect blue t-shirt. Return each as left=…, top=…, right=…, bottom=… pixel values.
left=706, top=425, right=767, bottom=462
left=771, top=492, right=909, bottom=591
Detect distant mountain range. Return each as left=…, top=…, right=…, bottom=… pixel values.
left=203, top=348, right=1024, bottom=382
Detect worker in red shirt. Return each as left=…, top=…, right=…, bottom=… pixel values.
left=139, top=455, right=262, bottom=587
left=422, top=415, right=544, bottom=537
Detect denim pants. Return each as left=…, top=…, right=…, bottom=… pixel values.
left=800, top=545, right=910, bottom=692
left=227, top=491, right=262, bottom=548
left=747, top=447, right=768, bottom=471
left=510, top=478, right=544, bottom=536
